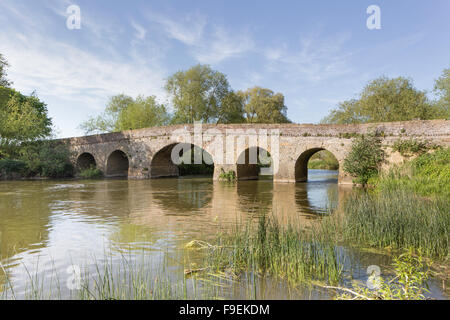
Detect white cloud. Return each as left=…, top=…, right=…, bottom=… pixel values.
left=147, top=12, right=206, bottom=46
left=263, top=32, right=353, bottom=83
left=146, top=12, right=254, bottom=64
left=131, top=20, right=147, bottom=40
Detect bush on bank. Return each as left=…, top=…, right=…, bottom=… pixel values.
left=0, top=141, right=74, bottom=179
left=79, top=166, right=103, bottom=179
left=369, top=147, right=450, bottom=198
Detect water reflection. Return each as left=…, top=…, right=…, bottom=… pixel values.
left=0, top=170, right=446, bottom=299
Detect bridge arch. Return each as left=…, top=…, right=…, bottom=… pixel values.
left=106, top=150, right=129, bottom=177
left=236, top=147, right=273, bottom=180
left=294, top=148, right=339, bottom=182
left=76, top=152, right=97, bottom=170
left=150, top=143, right=214, bottom=178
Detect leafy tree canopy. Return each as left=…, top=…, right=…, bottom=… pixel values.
left=0, top=86, right=52, bottom=158
left=0, top=53, right=11, bottom=87
left=433, top=68, right=450, bottom=119
left=165, top=64, right=232, bottom=124
left=322, top=76, right=443, bottom=124
left=237, top=86, right=290, bottom=123
left=79, top=94, right=170, bottom=134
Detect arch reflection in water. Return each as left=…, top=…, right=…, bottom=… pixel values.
left=236, top=147, right=273, bottom=180
left=295, top=169, right=339, bottom=216
left=150, top=178, right=213, bottom=214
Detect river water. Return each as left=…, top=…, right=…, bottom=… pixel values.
left=0, top=170, right=447, bottom=299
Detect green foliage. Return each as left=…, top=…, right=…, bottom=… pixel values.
left=166, top=64, right=232, bottom=124
left=237, top=86, right=290, bottom=123
left=308, top=150, right=339, bottom=170
left=0, top=159, right=26, bottom=174
left=371, top=148, right=450, bottom=198
left=321, top=76, right=441, bottom=124
left=338, top=190, right=448, bottom=258
left=80, top=94, right=169, bottom=134
left=216, top=91, right=246, bottom=124
left=0, top=87, right=52, bottom=157
left=433, top=68, right=450, bottom=118
left=343, top=134, right=384, bottom=185
left=392, top=138, right=436, bottom=157
left=79, top=166, right=103, bottom=179
left=19, top=141, right=74, bottom=178
left=115, top=96, right=170, bottom=131
left=218, top=169, right=236, bottom=181
left=336, top=249, right=432, bottom=300
left=0, top=53, right=11, bottom=87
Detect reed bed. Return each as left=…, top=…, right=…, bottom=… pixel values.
left=206, top=215, right=344, bottom=286
left=323, top=190, right=449, bottom=259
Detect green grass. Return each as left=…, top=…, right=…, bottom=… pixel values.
left=369, top=148, right=450, bottom=198
left=324, top=190, right=449, bottom=259
left=205, top=215, right=344, bottom=286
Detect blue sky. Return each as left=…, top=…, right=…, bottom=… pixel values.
left=0, top=0, right=449, bottom=138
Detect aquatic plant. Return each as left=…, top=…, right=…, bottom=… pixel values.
left=205, top=215, right=344, bottom=286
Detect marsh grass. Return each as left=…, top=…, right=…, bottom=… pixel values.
left=320, top=190, right=449, bottom=259
left=205, top=215, right=345, bottom=286
left=369, top=148, right=450, bottom=198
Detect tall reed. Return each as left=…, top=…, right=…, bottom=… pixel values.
left=206, top=215, right=344, bottom=286
left=336, top=190, right=449, bottom=258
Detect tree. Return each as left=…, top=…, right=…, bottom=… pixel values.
left=0, top=53, right=11, bottom=87
left=433, top=68, right=450, bottom=119
left=322, top=76, right=438, bottom=124
left=0, top=87, right=52, bottom=158
left=238, top=86, right=290, bottom=123
left=343, top=134, right=384, bottom=185
left=79, top=94, right=169, bottom=134
left=115, top=95, right=170, bottom=131
left=216, top=91, right=245, bottom=124
left=165, top=64, right=232, bottom=124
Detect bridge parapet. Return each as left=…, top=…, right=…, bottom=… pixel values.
left=60, top=120, right=449, bottom=184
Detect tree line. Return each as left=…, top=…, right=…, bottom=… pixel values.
left=80, top=64, right=291, bottom=134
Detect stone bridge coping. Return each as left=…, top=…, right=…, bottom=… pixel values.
left=60, top=120, right=449, bottom=146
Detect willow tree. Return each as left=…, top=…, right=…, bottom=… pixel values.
left=165, top=64, right=238, bottom=124
left=238, top=86, right=290, bottom=123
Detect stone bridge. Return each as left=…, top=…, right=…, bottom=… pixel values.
left=61, top=120, right=450, bottom=184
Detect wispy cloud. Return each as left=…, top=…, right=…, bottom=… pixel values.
left=263, top=32, right=353, bottom=83
left=0, top=0, right=168, bottom=112
left=145, top=12, right=254, bottom=64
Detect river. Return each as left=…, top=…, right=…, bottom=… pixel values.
left=0, top=170, right=447, bottom=299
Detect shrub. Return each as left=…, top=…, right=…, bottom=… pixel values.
left=0, top=158, right=26, bottom=174
left=19, top=141, right=74, bottom=178
left=343, top=134, right=384, bottom=185
left=79, top=166, right=103, bottom=179
left=370, top=148, right=450, bottom=198
left=392, top=138, right=436, bottom=157
left=218, top=169, right=236, bottom=181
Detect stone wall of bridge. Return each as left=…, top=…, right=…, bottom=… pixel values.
left=60, top=120, right=450, bottom=184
